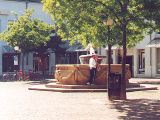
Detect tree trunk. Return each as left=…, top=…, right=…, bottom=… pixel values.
left=42, top=54, right=45, bottom=75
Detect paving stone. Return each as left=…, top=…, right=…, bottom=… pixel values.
left=0, top=80, right=159, bottom=120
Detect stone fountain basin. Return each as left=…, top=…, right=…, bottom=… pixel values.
left=55, top=64, right=131, bottom=85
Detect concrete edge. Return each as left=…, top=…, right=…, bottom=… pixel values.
left=28, top=84, right=158, bottom=92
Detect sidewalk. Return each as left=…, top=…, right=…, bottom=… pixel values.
left=0, top=81, right=160, bottom=120
left=29, top=77, right=159, bottom=92
left=129, top=78, right=160, bottom=84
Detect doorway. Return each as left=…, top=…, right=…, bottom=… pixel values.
left=126, top=56, right=133, bottom=77
left=33, top=53, right=49, bottom=74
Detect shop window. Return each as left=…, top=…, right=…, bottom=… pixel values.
left=157, top=48, right=160, bottom=74
left=14, top=55, right=18, bottom=65
left=138, top=49, right=145, bottom=74
left=33, top=54, right=49, bottom=73
left=2, top=54, right=14, bottom=72
left=26, top=54, right=28, bottom=65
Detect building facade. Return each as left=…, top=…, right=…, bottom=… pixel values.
left=1, top=0, right=160, bottom=78
left=0, top=0, right=56, bottom=75
left=102, top=32, right=160, bottom=78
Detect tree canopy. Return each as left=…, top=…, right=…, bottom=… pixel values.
left=42, top=0, right=150, bottom=48
left=142, top=0, right=160, bottom=32
left=0, top=9, right=53, bottom=52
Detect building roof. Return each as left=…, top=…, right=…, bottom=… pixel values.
left=6, top=0, right=41, bottom=3
left=105, top=45, right=120, bottom=50
left=2, top=46, right=15, bottom=53
left=146, top=38, right=160, bottom=48
left=66, top=45, right=86, bottom=52
left=0, top=41, right=7, bottom=46
left=0, top=41, right=15, bottom=53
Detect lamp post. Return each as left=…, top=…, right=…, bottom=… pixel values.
left=103, top=18, right=114, bottom=100
left=14, top=46, right=20, bottom=67
left=14, top=46, right=20, bottom=80
left=14, top=46, right=19, bottom=51
left=103, top=19, right=116, bottom=100
left=104, top=18, right=126, bottom=100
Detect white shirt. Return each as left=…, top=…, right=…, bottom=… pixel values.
left=89, top=57, right=97, bottom=69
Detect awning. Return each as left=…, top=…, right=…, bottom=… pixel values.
left=146, top=38, right=160, bottom=48
left=66, top=45, right=86, bottom=52
left=75, top=49, right=87, bottom=52
left=2, top=45, right=15, bottom=54
left=105, top=45, right=120, bottom=50
left=0, top=41, right=15, bottom=54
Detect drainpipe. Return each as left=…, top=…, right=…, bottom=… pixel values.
left=150, top=34, right=152, bottom=78
left=25, top=0, right=28, bottom=9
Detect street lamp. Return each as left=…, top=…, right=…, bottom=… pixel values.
left=103, top=18, right=113, bottom=100
left=103, top=18, right=113, bottom=26
left=14, top=46, right=20, bottom=80
left=14, top=46, right=19, bottom=51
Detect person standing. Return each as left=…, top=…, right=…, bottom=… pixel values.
left=88, top=54, right=98, bottom=85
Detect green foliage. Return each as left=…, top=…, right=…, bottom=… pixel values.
left=42, top=0, right=151, bottom=48
left=0, top=9, right=53, bottom=52
left=141, top=0, right=160, bottom=32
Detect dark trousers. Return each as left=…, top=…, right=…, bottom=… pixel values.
left=89, top=68, right=97, bottom=84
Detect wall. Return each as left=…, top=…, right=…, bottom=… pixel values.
left=0, top=0, right=52, bottom=30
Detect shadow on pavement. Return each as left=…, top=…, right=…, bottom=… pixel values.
left=109, top=99, right=160, bottom=120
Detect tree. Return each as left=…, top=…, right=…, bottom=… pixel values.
left=142, top=0, right=160, bottom=32
left=0, top=9, right=53, bottom=78
left=42, top=0, right=147, bottom=45
left=42, top=0, right=150, bottom=100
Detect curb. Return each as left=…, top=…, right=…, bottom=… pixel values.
left=28, top=84, right=158, bottom=92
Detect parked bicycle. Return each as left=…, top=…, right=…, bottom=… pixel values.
left=16, top=70, right=42, bottom=81
left=2, top=72, right=17, bottom=81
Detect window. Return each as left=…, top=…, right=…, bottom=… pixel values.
left=26, top=54, right=28, bottom=65
left=157, top=48, right=160, bottom=74
left=33, top=54, right=49, bottom=73
left=14, top=55, right=18, bottom=65
left=138, top=49, right=145, bottom=74
left=2, top=54, right=14, bottom=72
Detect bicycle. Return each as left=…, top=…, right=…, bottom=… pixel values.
left=2, top=72, right=17, bottom=81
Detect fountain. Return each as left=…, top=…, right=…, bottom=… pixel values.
left=55, top=44, right=131, bottom=85
left=29, top=45, right=158, bottom=92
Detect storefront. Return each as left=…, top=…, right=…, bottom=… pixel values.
left=0, top=41, right=19, bottom=75
left=33, top=53, right=49, bottom=74
left=2, top=53, right=19, bottom=72
left=107, top=33, right=160, bottom=78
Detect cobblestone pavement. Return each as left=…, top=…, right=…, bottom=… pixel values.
left=0, top=81, right=159, bottom=120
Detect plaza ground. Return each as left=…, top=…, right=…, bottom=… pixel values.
left=0, top=80, right=159, bottom=120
